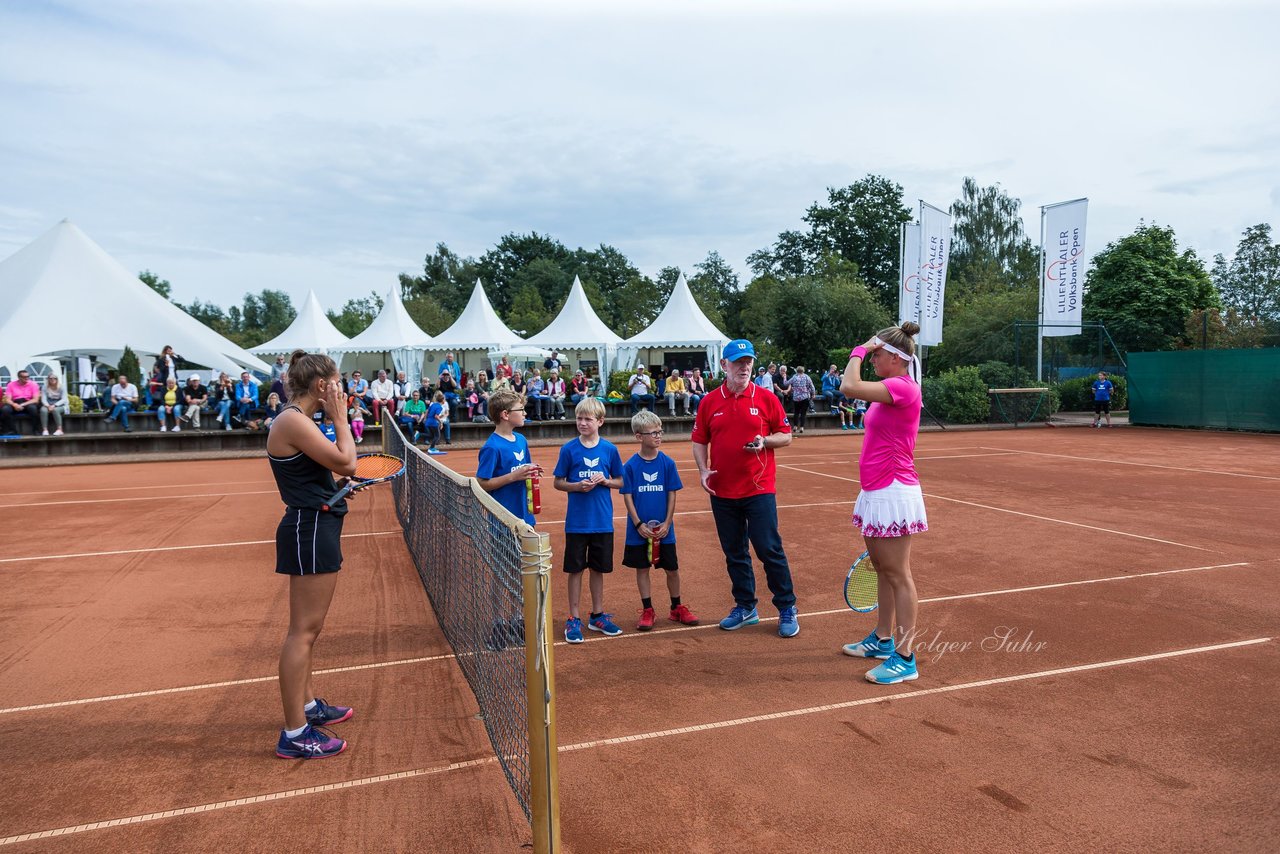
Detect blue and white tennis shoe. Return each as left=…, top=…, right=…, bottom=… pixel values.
left=865, top=652, right=918, bottom=684
left=718, top=606, right=759, bottom=631
left=844, top=631, right=895, bottom=660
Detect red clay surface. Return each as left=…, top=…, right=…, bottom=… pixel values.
left=4, top=428, right=1279, bottom=852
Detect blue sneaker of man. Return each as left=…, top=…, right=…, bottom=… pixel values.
left=865, top=652, right=919, bottom=684
left=564, top=617, right=584, bottom=644
left=587, top=614, right=623, bottom=636
left=718, top=606, right=760, bottom=631
left=276, top=724, right=346, bottom=759
left=305, top=698, right=353, bottom=726
left=843, top=631, right=895, bottom=660
left=777, top=606, right=800, bottom=638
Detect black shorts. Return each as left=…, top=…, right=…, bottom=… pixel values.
left=563, top=532, right=613, bottom=574
left=276, top=507, right=345, bottom=575
left=1094, top=400, right=1111, bottom=414
left=622, top=541, right=680, bottom=571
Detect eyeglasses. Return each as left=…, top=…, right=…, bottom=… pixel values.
left=638, top=430, right=664, bottom=437
left=510, top=407, right=526, bottom=413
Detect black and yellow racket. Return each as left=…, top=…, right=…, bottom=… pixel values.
left=843, top=551, right=878, bottom=613
left=322, top=453, right=405, bottom=510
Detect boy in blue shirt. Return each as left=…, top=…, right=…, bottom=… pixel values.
left=1091, top=371, right=1114, bottom=428
left=476, top=389, right=540, bottom=525
left=621, top=410, right=698, bottom=632
left=553, top=397, right=624, bottom=643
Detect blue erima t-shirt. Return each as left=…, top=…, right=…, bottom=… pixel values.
left=620, top=452, right=682, bottom=546
left=553, top=437, right=623, bottom=534
left=476, top=431, right=535, bottom=525
left=1092, top=379, right=1114, bottom=401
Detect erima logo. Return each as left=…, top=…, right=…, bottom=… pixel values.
left=514, top=450, right=525, bottom=461
left=636, top=470, right=664, bottom=493
left=583, top=457, right=599, bottom=467
left=643, top=472, right=659, bottom=482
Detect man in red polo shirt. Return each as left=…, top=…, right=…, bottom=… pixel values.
left=691, top=339, right=799, bottom=638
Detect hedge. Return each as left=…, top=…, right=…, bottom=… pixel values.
left=1057, top=375, right=1127, bottom=411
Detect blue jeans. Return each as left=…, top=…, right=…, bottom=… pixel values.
left=689, top=393, right=702, bottom=414
left=109, top=401, right=133, bottom=429
left=630, top=393, right=655, bottom=414
left=236, top=399, right=255, bottom=422
left=217, top=399, right=232, bottom=429
left=709, top=493, right=796, bottom=611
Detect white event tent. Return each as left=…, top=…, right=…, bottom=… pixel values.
left=329, top=288, right=433, bottom=385
left=0, top=220, right=270, bottom=387
left=615, top=273, right=730, bottom=375
left=428, top=280, right=523, bottom=377
left=250, top=289, right=350, bottom=360
left=523, top=275, right=621, bottom=375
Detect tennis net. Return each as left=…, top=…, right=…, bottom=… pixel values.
left=384, top=426, right=560, bottom=852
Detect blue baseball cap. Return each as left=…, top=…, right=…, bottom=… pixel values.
left=722, top=339, right=756, bottom=361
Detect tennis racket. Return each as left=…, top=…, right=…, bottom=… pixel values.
left=843, top=551, right=878, bottom=613
left=646, top=520, right=661, bottom=566
left=322, top=453, right=405, bottom=511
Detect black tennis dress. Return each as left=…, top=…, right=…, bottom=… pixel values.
left=269, top=407, right=349, bottom=575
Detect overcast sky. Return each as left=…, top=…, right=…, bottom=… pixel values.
left=2, top=0, right=1277, bottom=311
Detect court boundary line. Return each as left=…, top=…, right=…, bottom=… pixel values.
left=0, top=479, right=275, bottom=498
left=3, top=636, right=1268, bottom=847
left=0, top=531, right=403, bottom=565
left=980, top=446, right=1280, bottom=482
left=1, top=559, right=1257, bottom=716
left=0, top=490, right=278, bottom=509
left=778, top=464, right=1209, bottom=551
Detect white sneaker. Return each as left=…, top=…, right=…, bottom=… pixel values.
left=173, top=425, right=181, bottom=432
left=42, top=429, right=49, bottom=436
left=160, top=425, right=167, bottom=432
left=54, top=429, right=64, bottom=436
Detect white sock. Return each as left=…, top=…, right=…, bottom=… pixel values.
left=284, top=724, right=308, bottom=738
left=303, top=699, right=318, bottom=712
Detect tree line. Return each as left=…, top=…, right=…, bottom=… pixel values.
left=142, top=175, right=1280, bottom=372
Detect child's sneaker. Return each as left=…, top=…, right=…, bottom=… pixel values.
left=778, top=606, right=800, bottom=638
left=276, top=724, right=346, bottom=759
left=669, top=604, right=699, bottom=625
left=718, top=606, right=759, bottom=631
left=636, top=607, right=656, bottom=631
left=564, top=617, right=584, bottom=644
left=588, top=614, right=623, bottom=636
left=843, top=631, right=895, bottom=660
left=865, top=652, right=919, bottom=685
left=305, top=698, right=353, bottom=726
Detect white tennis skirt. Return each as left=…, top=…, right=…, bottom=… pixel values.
left=852, top=480, right=928, bottom=538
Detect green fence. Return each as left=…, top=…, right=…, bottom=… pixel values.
left=1129, top=349, right=1280, bottom=432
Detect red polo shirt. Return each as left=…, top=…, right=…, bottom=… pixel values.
left=691, top=381, right=791, bottom=499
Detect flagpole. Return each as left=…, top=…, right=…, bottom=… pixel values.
left=1037, top=204, right=1046, bottom=382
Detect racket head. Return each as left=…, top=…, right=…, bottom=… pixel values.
left=351, top=453, right=406, bottom=483
left=844, top=550, right=878, bottom=613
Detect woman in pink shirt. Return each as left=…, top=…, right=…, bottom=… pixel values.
left=838, top=321, right=926, bottom=685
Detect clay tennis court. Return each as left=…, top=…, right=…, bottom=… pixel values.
left=4, top=427, right=1279, bottom=852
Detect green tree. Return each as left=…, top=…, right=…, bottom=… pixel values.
left=240, top=290, right=296, bottom=346
left=609, top=274, right=664, bottom=338
left=688, top=250, right=737, bottom=331
left=139, top=270, right=172, bottom=299
left=326, top=292, right=384, bottom=338
left=507, top=284, right=551, bottom=337
left=929, top=286, right=1038, bottom=374
left=574, top=244, right=643, bottom=330
left=404, top=295, right=453, bottom=336
left=399, top=242, right=480, bottom=318
left=1212, top=223, right=1280, bottom=323
left=476, top=232, right=575, bottom=316
left=948, top=178, right=1039, bottom=295
left=766, top=259, right=890, bottom=369
left=509, top=258, right=571, bottom=332
left=1182, top=307, right=1271, bottom=349
left=116, top=345, right=141, bottom=385
left=180, top=300, right=232, bottom=336
left=736, top=274, right=782, bottom=346
left=1084, top=223, right=1217, bottom=354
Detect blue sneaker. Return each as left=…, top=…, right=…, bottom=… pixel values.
left=588, top=614, right=623, bottom=636
left=565, top=617, right=584, bottom=644
left=866, top=652, right=919, bottom=684
left=276, top=724, right=346, bottom=759
left=777, top=606, right=799, bottom=638
left=843, top=631, right=895, bottom=660
left=427, top=448, right=447, bottom=456
left=718, top=606, right=760, bottom=631
left=305, top=697, right=353, bottom=726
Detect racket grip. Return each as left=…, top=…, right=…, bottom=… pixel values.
left=322, top=482, right=353, bottom=512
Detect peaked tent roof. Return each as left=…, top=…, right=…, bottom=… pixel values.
left=329, top=288, right=433, bottom=352
left=0, top=220, right=269, bottom=372
left=525, top=275, right=622, bottom=348
left=623, top=273, right=729, bottom=347
left=428, top=279, right=523, bottom=350
left=250, top=289, right=350, bottom=355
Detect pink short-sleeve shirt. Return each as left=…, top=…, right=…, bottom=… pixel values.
left=858, top=375, right=922, bottom=490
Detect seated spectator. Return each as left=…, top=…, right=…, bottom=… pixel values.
left=348, top=370, right=370, bottom=407
left=39, top=374, right=70, bottom=436
left=211, top=372, right=235, bottom=431
left=473, top=370, right=493, bottom=418
left=157, top=377, right=184, bottom=432
left=664, top=367, right=691, bottom=416
left=270, top=354, right=287, bottom=383
left=269, top=372, right=288, bottom=405
left=369, top=369, right=396, bottom=424
left=569, top=369, right=589, bottom=405
left=545, top=369, right=567, bottom=419
left=234, top=371, right=257, bottom=425
left=588, top=371, right=608, bottom=400
left=348, top=394, right=369, bottom=444
left=821, top=364, right=845, bottom=413
left=437, top=369, right=461, bottom=420
left=494, top=355, right=514, bottom=383
left=543, top=350, right=562, bottom=373
left=1, top=369, right=42, bottom=435
left=104, top=374, right=139, bottom=433
left=687, top=369, right=707, bottom=414
left=439, top=352, right=460, bottom=381
left=628, top=365, right=656, bottom=414
left=399, top=389, right=428, bottom=441
left=754, top=365, right=774, bottom=392
left=393, top=371, right=411, bottom=415
left=775, top=364, right=792, bottom=410
left=525, top=370, right=548, bottom=420
left=262, top=392, right=283, bottom=429
left=852, top=398, right=868, bottom=429
left=464, top=379, right=488, bottom=421
left=320, top=412, right=337, bottom=442
left=510, top=371, right=526, bottom=398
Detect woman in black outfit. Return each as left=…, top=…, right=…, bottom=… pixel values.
left=267, top=349, right=358, bottom=760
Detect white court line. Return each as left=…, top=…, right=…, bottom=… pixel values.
left=0, top=531, right=403, bottom=566
left=0, top=479, right=274, bottom=498
left=779, top=464, right=1209, bottom=551
left=2, top=637, right=1268, bottom=847
left=0, top=490, right=278, bottom=509
left=1, top=558, right=1256, bottom=715
left=981, top=446, right=1280, bottom=482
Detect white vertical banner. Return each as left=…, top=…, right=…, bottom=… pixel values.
left=917, top=201, right=951, bottom=346
left=898, top=222, right=922, bottom=327
left=1041, top=198, right=1088, bottom=337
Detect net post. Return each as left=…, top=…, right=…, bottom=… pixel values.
left=520, top=528, right=561, bottom=854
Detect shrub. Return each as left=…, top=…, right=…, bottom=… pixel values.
left=116, top=346, right=141, bottom=386
left=923, top=366, right=989, bottom=424
left=1057, top=375, right=1127, bottom=411
left=974, top=360, right=1035, bottom=391
left=68, top=394, right=84, bottom=415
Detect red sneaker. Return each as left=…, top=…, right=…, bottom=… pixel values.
left=669, top=604, right=699, bottom=625
left=637, top=607, right=656, bottom=631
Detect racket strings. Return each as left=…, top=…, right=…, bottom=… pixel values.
left=353, top=454, right=405, bottom=480
left=845, top=557, right=878, bottom=610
